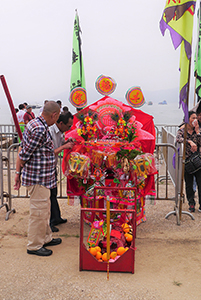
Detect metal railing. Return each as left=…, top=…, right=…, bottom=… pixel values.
left=0, top=123, right=191, bottom=225
left=155, top=143, right=178, bottom=200
left=0, top=124, right=16, bottom=133
left=0, top=143, right=67, bottom=220
left=155, top=127, right=194, bottom=224
left=0, top=150, right=4, bottom=208
left=0, top=132, right=18, bottom=151
left=154, top=143, right=186, bottom=225
left=0, top=124, right=25, bottom=151
left=7, top=143, right=67, bottom=200
left=155, top=124, right=178, bottom=144
left=0, top=149, right=16, bottom=219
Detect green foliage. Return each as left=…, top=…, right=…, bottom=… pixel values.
left=116, top=148, right=142, bottom=160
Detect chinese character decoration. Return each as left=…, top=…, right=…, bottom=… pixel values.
left=95, top=75, right=116, bottom=95
left=125, top=87, right=145, bottom=108
left=69, top=87, right=87, bottom=109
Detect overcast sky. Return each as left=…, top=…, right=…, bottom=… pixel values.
left=0, top=0, right=200, bottom=115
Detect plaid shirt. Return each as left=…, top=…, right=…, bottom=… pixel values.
left=19, top=116, right=56, bottom=189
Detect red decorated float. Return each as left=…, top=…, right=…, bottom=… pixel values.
left=63, top=90, right=156, bottom=273
left=63, top=96, right=156, bottom=223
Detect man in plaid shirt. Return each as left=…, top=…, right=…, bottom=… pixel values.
left=14, top=101, right=64, bottom=256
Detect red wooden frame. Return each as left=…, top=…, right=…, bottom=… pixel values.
left=94, top=186, right=137, bottom=211
left=80, top=208, right=136, bottom=274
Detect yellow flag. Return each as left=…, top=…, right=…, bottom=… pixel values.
left=160, top=1, right=196, bottom=121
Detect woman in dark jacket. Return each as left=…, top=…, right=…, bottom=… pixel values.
left=176, top=111, right=201, bottom=212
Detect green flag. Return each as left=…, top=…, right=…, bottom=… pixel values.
left=70, top=11, right=87, bottom=109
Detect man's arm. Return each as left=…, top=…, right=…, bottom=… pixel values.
left=14, top=146, right=26, bottom=190
left=54, top=141, right=74, bottom=156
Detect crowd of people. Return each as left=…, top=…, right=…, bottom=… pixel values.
left=16, top=100, right=68, bottom=128
left=14, top=100, right=74, bottom=257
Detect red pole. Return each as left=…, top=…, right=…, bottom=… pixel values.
left=0, top=75, right=22, bottom=141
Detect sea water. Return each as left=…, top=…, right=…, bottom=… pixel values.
left=0, top=101, right=184, bottom=126
left=142, top=102, right=184, bottom=125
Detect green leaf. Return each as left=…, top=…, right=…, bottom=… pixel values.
left=113, top=178, right=120, bottom=184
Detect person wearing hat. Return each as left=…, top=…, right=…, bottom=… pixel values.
left=24, top=105, right=35, bottom=125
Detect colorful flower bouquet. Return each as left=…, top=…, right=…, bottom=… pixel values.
left=111, top=111, right=137, bottom=142
left=76, top=110, right=98, bottom=141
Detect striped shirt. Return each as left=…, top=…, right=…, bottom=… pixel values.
left=19, top=116, right=57, bottom=189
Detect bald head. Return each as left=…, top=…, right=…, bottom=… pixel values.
left=41, top=101, right=60, bottom=126
left=43, top=101, right=60, bottom=115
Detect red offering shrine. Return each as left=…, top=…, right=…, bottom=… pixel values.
left=62, top=94, right=157, bottom=273
left=63, top=96, right=156, bottom=224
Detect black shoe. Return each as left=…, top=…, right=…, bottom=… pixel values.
left=189, top=205, right=195, bottom=213
left=27, top=247, right=52, bottom=256
left=54, top=218, right=67, bottom=226
left=51, top=225, right=59, bottom=232
left=43, top=238, right=62, bottom=247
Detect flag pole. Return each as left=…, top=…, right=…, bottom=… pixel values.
left=194, top=72, right=197, bottom=106
left=106, top=195, right=110, bottom=280
left=194, top=3, right=201, bottom=105
left=179, top=56, right=192, bottom=220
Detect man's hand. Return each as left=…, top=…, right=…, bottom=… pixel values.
left=14, top=174, right=21, bottom=190
left=63, top=141, right=74, bottom=150
left=64, top=138, right=76, bottom=144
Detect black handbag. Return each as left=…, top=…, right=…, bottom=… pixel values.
left=185, top=152, right=201, bottom=174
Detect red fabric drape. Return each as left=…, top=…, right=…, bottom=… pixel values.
left=63, top=96, right=156, bottom=195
